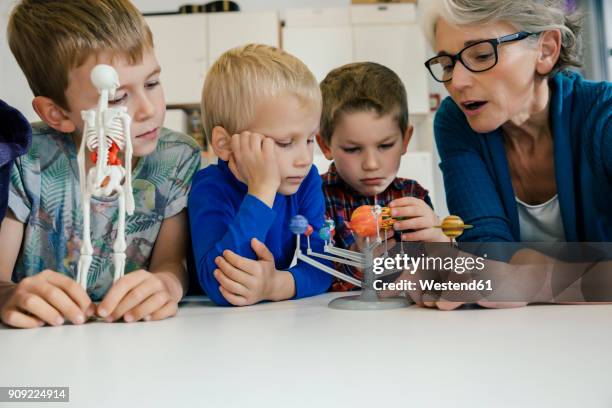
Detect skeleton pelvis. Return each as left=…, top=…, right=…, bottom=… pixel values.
left=87, top=165, right=126, bottom=197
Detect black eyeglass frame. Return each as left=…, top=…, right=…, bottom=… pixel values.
left=424, top=31, right=540, bottom=83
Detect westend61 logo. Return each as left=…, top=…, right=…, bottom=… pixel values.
left=373, top=253, right=486, bottom=275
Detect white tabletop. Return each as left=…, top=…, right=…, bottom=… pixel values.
left=1, top=292, right=611, bottom=408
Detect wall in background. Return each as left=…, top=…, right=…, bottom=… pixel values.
left=579, top=0, right=610, bottom=81
left=607, top=0, right=612, bottom=44
left=0, top=0, right=36, bottom=120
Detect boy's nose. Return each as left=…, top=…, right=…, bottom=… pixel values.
left=293, top=144, right=312, bottom=168
left=133, top=95, right=155, bottom=122
left=362, top=150, right=380, bottom=171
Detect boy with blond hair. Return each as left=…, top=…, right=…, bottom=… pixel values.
left=189, top=44, right=332, bottom=306
left=317, top=62, right=449, bottom=291
left=0, top=0, right=201, bottom=328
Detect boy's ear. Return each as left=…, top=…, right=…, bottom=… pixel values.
left=316, top=133, right=334, bottom=160
left=211, top=126, right=232, bottom=161
left=32, top=96, right=76, bottom=133
left=401, top=125, right=413, bottom=154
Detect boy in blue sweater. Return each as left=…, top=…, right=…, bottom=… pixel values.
left=189, top=44, right=333, bottom=306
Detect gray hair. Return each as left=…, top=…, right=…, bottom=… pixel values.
left=420, top=0, right=584, bottom=76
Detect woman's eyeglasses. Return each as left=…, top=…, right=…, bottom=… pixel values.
left=424, top=31, right=540, bottom=83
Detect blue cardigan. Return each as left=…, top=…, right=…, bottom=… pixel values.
left=434, top=71, right=612, bottom=242
left=188, top=160, right=333, bottom=306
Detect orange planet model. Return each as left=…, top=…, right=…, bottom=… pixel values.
left=346, top=205, right=383, bottom=237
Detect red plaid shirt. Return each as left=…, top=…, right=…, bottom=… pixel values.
left=321, top=162, right=432, bottom=291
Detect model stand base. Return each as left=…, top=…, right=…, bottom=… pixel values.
left=329, top=289, right=410, bottom=310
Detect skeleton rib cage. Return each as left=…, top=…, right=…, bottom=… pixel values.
left=85, top=111, right=127, bottom=164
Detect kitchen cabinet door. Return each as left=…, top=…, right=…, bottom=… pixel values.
left=207, top=11, right=279, bottom=64
left=146, top=14, right=208, bottom=105
left=282, top=8, right=353, bottom=82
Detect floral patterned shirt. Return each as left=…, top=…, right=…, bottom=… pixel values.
left=8, top=123, right=200, bottom=300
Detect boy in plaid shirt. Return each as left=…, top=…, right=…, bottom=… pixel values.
left=316, top=62, right=449, bottom=291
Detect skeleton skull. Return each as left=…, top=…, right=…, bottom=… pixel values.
left=90, top=64, right=119, bottom=98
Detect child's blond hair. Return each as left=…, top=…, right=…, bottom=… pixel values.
left=7, top=0, right=153, bottom=111
left=201, top=44, right=321, bottom=143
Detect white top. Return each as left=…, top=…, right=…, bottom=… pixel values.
left=1, top=292, right=611, bottom=408
left=516, top=194, right=566, bottom=242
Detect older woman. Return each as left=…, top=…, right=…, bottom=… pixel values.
left=422, top=0, right=611, bottom=242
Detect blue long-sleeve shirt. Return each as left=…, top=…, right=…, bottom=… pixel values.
left=434, top=71, right=612, bottom=242
left=188, top=160, right=333, bottom=306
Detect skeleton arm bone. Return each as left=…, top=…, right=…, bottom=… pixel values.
left=121, top=112, right=134, bottom=215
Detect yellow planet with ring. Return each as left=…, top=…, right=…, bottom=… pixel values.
left=436, top=215, right=473, bottom=239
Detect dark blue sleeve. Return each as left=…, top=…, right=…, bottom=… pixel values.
left=605, top=116, right=612, bottom=186
left=0, top=164, right=10, bottom=221
left=188, top=169, right=277, bottom=306
left=0, top=100, right=31, bottom=221
left=594, top=85, right=612, bottom=186
left=574, top=77, right=612, bottom=188
left=434, top=97, right=514, bottom=242
left=287, top=167, right=333, bottom=298
left=423, top=192, right=434, bottom=210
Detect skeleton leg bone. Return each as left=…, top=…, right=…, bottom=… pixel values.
left=77, top=192, right=93, bottom=290
left=112, top=182, right=128, bottom=283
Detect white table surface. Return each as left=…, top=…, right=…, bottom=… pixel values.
left=1, top=292, right=611, bottom=408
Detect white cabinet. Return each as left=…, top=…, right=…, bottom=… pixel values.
left=164, top=109, right=188, bottom=133
left=352, top=23, right=429, bottom=115
left=283, top=8, right=353, bottom=82
left=146, top=11, right=279, bottom=106
left=146, top=6, right=430, bottom=112
left=350, top=4, right=429, bottom=115
left=349, top=3, right=417, bottom=24
left=146, top=14, right=207, bottom=105
left=207, top=11, right=279, bottom=64
left=283, top=4, right=430, bottom=115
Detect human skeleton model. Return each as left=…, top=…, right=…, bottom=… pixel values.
left=76, top=65, right=134, bottom=290
left=290, top=203, right=472, bottom=310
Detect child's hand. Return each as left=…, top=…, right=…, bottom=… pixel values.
left=229, top=131, right=281, bottom=207
left=214, top=238, right=295, bottom=306
left=389, top=197, right=450, bottom=242
left=0, top=270, right=94, bottom=328
left=96, top=270, right=179, bottom=323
